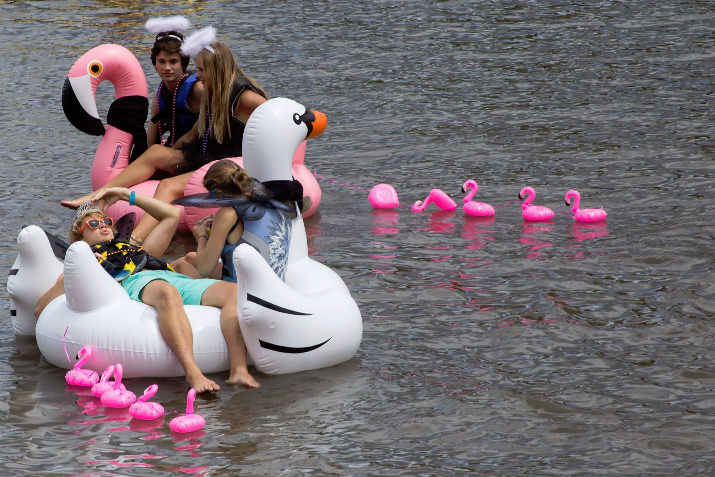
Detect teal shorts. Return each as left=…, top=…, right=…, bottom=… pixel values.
left=121, top=270, right=218, bottom=306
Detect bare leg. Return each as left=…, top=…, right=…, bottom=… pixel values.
left=141, top=280, right=220, bottom=393
left=61, top=145, right=186, bottom=209
left=201, top=281, right=259, bottom=388
left=131, top=173, right=192, bottom=245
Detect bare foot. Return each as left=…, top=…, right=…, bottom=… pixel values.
left=187, top=371, right=220, bottom=393
left=226, top=369, right=260, bottom=388
left=61, top=192, right=97, bottom=209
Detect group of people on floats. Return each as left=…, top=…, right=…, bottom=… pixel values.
left=37, top=17, right=304, bottom=393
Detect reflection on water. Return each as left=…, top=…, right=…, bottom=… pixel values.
left=1, top=0, right=714, bottom=475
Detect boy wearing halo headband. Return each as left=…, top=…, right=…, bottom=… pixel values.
left=145, top=15, right=203, bottom=149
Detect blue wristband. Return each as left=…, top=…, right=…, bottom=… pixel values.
left=129, top=190, right=136, bottom=206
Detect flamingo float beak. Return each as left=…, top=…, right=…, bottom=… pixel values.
left=62, top=75, right=105, bottom=136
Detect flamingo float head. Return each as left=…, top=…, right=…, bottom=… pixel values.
left=62, top=44, right=148, bottom=136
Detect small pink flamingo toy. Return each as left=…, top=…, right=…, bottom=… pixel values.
left=100, top=364, right=136, bottom=408
left=91, top=365, right=126, bottom=398
left=519, top=186, right=554, bottom=221
left=129, top=384, right=165, bottom=420
left=461, top=180, right=495, bottom=217
left=65, top=346, right=100, bottom=387
left=565, top=189, right=607, bottom=222
left=412, top=189, right=457, bottom=212
left=169, top=388, right=205, bottom=433
left=368, top=183, right=400, bottom=209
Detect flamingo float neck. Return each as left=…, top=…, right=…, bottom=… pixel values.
left=461, top=180, right=478, bottom=203
left=565, top=189, right=581, bottom=212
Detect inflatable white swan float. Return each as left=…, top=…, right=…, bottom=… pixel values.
left=8, top=98, right=362, bottom=377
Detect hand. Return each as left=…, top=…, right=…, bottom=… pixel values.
left=91, top=187, right=129, bottom=211
left=192, top=215, right=213, bottom=240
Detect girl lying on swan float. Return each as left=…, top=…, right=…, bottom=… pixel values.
left=8, top=98, right=362, bottom=379
left=60, top=40, right=322, bottom=231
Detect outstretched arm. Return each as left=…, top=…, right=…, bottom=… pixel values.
left=91, top=187, right=180, bottom=257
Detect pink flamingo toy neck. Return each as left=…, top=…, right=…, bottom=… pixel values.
left=113, top=364, right=124, bottom=389
left=412, top=193, right=434, bottom=212
left=74, top=346, right=92, bottom=369
left=186, top=388, right=196, bottom=414
left=461, top=180, right=478, bottom=203
left=565, top=189, right=581, bottom=212
left=139, top=385, right=159, bottom=403
left=519, top=186, right=536, bottom=209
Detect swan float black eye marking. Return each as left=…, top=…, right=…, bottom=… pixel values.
left=293, top=109, right=316, bottom=136
left=247, top=294, right=311, bottom=316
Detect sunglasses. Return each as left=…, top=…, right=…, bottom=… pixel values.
left=79, top=217, right=113, bottom=234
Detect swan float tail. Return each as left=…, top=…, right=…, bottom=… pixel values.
left=7, top=226, right=64, bottom=335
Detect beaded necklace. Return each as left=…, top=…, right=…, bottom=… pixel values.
left=201, top=93, right=213, bottom=159
left=156, top=73, right=188, bottom=147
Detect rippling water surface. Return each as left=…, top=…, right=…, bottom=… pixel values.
left=1, top=1, right=713, bottom=475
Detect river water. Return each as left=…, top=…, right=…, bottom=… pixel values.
left=1, top=1, right=713, bottom=475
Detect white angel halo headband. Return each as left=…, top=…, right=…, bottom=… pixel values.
left=181, top=26, right=217, bottom=56
left=145, top=15, right=191, bottom=36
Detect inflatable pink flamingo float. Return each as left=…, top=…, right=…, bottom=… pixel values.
left=461, top=180, right=495, bottom=217
left=519, top=186, right=554, bottom=221
left=169, top=388, right=205, bottom=433
left=368, top=183, right=400, bottom=209
left=62, top=44, right=321, bottom=230
left=65, top=345, right=99, bottom=387
left=565, top=189, right=607, bottom=222
left=129, top=384, right=165, bottom=420
left=412, top=189, right=457, bottom=212
left=100, top=364, right=136, bottom=408
left=91, top=364, right=126, bottom=398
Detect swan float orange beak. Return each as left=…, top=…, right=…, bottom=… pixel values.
left=296, top=109, right=327, bottom=139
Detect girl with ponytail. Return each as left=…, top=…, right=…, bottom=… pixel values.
left=187, top=160, right=297, bottom=283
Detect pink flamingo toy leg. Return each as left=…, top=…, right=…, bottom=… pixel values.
left=519, top=186, right=554, bottom=221
left=169, top=388, right=205, bottom=433
left=100, top=364, right=136, bottom=408
left=565, top=189, right=607, bottom=222
left=129, top=384, right=164, bottom=420
left=65, top=346, right=100, bottom=387
left=412, top=189, right=457, bottom=212
left=461, top=179, right=495, bottom=217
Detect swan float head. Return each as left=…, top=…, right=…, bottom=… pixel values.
left=242, top=97, right=327, bottom=182
left=62, top=44, right=148, bottom=136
